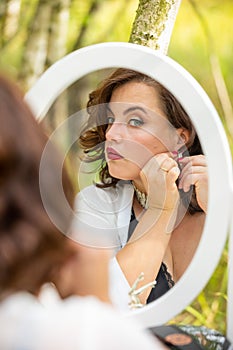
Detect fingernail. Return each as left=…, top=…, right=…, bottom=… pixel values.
left=171, top=151, right=178, bottom=156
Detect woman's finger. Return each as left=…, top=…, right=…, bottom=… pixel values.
left=179, top=172, right=207, bottom=193
left=179, top=165, right=206, bottom=188
left=178, top=155, right=207, bottom=167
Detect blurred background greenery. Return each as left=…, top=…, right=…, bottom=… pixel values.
left=1, top=0, right=232, bottom=334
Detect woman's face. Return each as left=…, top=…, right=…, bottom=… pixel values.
left=105, top=81, right=180, bottom=181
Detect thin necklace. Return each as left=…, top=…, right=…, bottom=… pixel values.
left=132, top=182, right=148, bottom=209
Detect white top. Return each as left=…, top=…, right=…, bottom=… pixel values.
left=72, top=182, right=135, bottom=310
left=0, top=292, right=161, bottom=350
left=72, top=181, right=134, bottom=249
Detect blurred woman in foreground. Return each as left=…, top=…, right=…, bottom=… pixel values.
left=0, top=74, right=162, bottom=349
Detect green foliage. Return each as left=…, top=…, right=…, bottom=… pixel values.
left=0, top=0, right=39, bottom=75
left=169, top=245, right=228, bottom=333
left=169, top=0, right=233, bottom=142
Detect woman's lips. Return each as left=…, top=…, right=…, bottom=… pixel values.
left=106, top=147, right=123, bottom=160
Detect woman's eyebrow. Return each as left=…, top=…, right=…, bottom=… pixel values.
left=123, top=106, right=148, bottom=115
left=106, top=104, right=148, bottom=115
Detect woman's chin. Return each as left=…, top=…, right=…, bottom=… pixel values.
left=108, top=163, right=140, bottom=181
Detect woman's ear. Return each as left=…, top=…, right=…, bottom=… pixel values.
left=176, top=128, right=191, bottom=145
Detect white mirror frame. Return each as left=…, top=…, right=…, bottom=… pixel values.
left=25, top=42, right=233, bottom=332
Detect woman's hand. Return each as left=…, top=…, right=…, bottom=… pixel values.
left=140, top=153, right=180, bottom=212
left=178, top=155, right=208, bottom=213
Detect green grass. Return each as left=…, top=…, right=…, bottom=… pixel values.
left=169, top=244, right=228, bottom=334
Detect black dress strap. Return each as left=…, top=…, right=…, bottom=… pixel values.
left=127, top=207, right=138, bottom=240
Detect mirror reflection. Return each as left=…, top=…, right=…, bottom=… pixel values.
left=42, top=67, right=208, bottom=311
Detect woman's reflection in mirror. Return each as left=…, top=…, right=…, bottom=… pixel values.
left=74, top=68, right=208, bottom=310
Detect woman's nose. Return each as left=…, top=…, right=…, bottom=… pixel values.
left=105, top=122, right=125, bottom=141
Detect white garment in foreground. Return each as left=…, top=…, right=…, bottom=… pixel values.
left=72, top=182, right=135, bottom=311
left=0, top=292, right=162, bottom=350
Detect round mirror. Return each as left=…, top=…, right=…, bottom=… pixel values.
left=25, top=42, right=232, bottom=327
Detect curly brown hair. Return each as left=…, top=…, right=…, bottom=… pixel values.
left=79, top=68, right=204, bottom=214
left=0, top=74, right=76, bottom=298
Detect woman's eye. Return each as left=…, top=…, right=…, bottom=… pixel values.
left=106, top=116, right=115, bottom=125
left=128, top=118, right=144, bottom=127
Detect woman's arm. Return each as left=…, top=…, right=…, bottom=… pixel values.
left=116, top=154, right=180, bottom=304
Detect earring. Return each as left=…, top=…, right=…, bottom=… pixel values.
left=177, top=151, right=183, bottom=161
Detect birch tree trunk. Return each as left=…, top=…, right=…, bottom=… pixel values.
left=19, top=0, right=52, bottom=89
left=46, top=0, right=71, bottom=145
left=4, top=0, right=21, bottom=38
left=129, top=0, right=182, bottom=54
left=0, top=0, right=21, bottom=48
left=19, top=0, right=71, bottom=90
left=46, top=0, right=71, bottom=67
